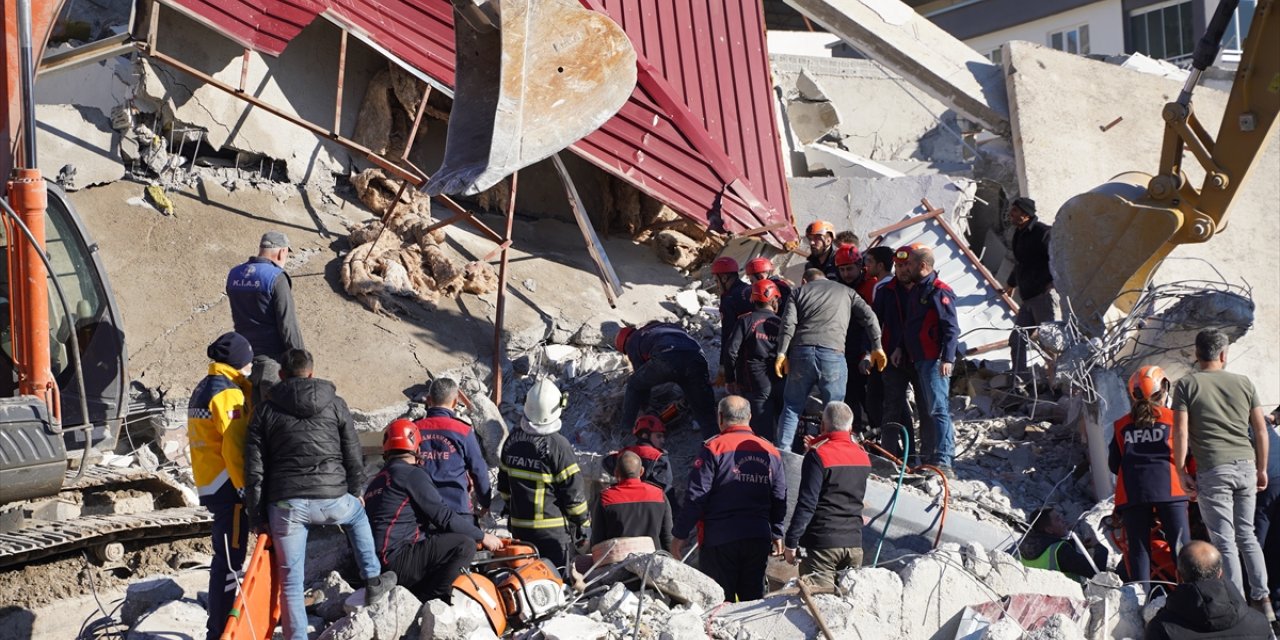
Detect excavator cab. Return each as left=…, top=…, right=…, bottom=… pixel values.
left=1051, top=0, right=1279, bottom=331
left=426, top=0, right=637, bottom=196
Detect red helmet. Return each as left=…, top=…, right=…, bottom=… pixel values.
left=805, top=221, right=835, bottom=237
left=750, top=279, right=781, bottom=303
left=834, top=244, right=862, bottom=267
left=613, top=326, right=635, bottom=352
left=383, top=418, right=419, bottom=454
left=633, top=415, right=666, bottom=436
left=893, top=243, right=926, bottom=264
left=745, top=257, right=774, bottom=276
left=710, top=256, right=740, bottom=275
left=1128, top=365, right=1169, bottom=401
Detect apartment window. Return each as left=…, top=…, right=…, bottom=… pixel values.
left=1048, top=25, right=1090, bottom=55
left=986, top=48, right=1002, bottom=65
left=1221, top=0, right=1257, bottom=53
left=1129, top=0, right=1195, bottom=63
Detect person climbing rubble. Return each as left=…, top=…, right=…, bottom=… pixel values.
left=711, top=257, right=753, bottom=389
left=591, top=451, right=673, bottom=553
left=1145, top=541, right=1273, bottom=640
left=187, top=332, right=253, bottom=640
left=603, top=415, right=674, bottom=496
left=614, top=321, right=719, bottom=439
left=364, top=419, right=502, bottom=602
left=1108, top=365, right=1191, bottom=587
left=803, top=221, right=839, bottom=280
left=744, top=256, right=793, bottom=312
left=783, top=401, right=871, bottom=589
left=774, top=268, right=884, bottom=453
left=414, top=377, right=491, bottom=521
left=873, top=244, right=931, bottom=463
left=834, top=243, right=876, bottom=434
left=672, top=396, right=787, bottom=603
left=1019, top=507, right=1107, bottom=579
left=498, top=377, right=591, bottom=576
left=1001, top=197, right=1057, bottom=386
left=1173, top=329, right=1274, bottom=624
left=725, top=279, right=785, bottom=440
left=226, top=231, right=305, bottom=408
left=898, top=245, right=959, bottom=476
left=243, top=349, right=396, bottom=640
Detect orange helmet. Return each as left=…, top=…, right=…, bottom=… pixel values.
left=745, top=257, right=774, bottom=276
left=835, top=244, right=862, bottom=267
left=1128, top=365, right=1169, bottom=400
left=710, top=257, right=739, bottom=275
left=613, top=326, right=635, bottom=352
left=750, top=279, right=781, bottom=303
left=383, top=418, right=420, bottom=454
left=805, top=221, right=835, bottom=237
left=633, top=415, right=666, bottom=436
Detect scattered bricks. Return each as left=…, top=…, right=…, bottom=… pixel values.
left=836, top=567, right=904, bottom=638
left=323, top=586, right=419, bottom=640
left=121, top=576, right=184, bottom=626
left=419, top=596, right=495, bottom=640
left=624, top=553, right=724, bottom=609
left=127, top=600, right=207, bottom=640
left=82, top=490, right=155, bottom=517
left=538, top=613, right=610, bottom=640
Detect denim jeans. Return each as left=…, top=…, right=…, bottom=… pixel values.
left=1198, top=460, right=1269, bottom=601
left=268, top=494, right=382, bottom=640
left=776, top=345, right=847, bottom=452
left=620, top=351, right=718, bottom=438
left=914, top=359, right=954, bottom=468
left=1255, top=479, right=1280, bottom=606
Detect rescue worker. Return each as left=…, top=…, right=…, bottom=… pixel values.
left=1108, top=366, right=1191, bottom=587
left=725, top=279, right=784, bottom=440
left=774, top=271, right=885, bottom=453
left=864, top=246, right=895, bottom=293
left=672, top=396, right=787, bottom=603
left=834, top=244, right=875, bottom=433
left=899, top=245, right=960, bottom=475
left=1002, top=197, right=1057, bottom=384
left=1146, top=542, right=1273, bottom=640
left=783, top=402, right=872, bottom=589
left=498, top=378, right=591, bottom=575
left=711, top=257, right=753, bottom=387
left=226, top=231, right=304, bottom=408
left=243, top=349, right=395, bottom=640
left=188, top=332, right=253, bottom=640
left=615, top=321, right=719, bottom=438
left=803, top=221, right=838, bottom=279
left=591, top=451, right=673, bottom=552
left=834, top=230, right=859, bottom=248
left=874, top=244, right=932, bottom=462
left=414, top=377, right=491, bottom=519
left=861, top=246, right=896, bottom=436
left=744, top=256, right=793, bottom=312
left=1256, top=405, right=1280, bottom=612
left=602, top=415, right=673, bottom=494
left=1019, top=507, right=1107, bottom=579
left=364, top=420, right=503, bottom=602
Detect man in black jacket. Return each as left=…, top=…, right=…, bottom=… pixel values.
left=365, top=419, right=502, bottom=602
left=591, top=452, right=673, bottom=552
left=1002, top=197, right=1057, bottom=383
left=1146, top=541, right=1273, bottom=639
left=243, top=349, right=395, bottom=640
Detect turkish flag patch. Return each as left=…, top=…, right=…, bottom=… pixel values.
left=942, top=296, right=951, bottom=305
left=228, top=408, right=242, bottom=420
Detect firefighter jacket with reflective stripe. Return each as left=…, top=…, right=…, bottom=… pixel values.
left=188, top=362, right=252, bottom=496
left=603, top=441, right=673, bottom=492
left=724, top=310, right=781, bottom=385
left=226, top=257, right=304, bottom=358
left=718, top=279, right=753, bottom=369
left=1108, top=407, right=1190, bottom=508
left=624, top=321, right=702, bottom=368
left=364, top=458, right=484, bottom=564
left=590, top=478, right=673, bottom=551
left=784, top=431, right=871, bottom=550
left=498, top=428, right=590, bottom=533
left=415, top=407, right=492, bottom=515
left=902, top=272, right=960, bottom=363
left=673, top=425, right=787, bottom=548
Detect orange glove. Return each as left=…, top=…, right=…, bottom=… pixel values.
left=774, top=355, right=789, bottom=378
left=870, top=348, right=888, bottom=372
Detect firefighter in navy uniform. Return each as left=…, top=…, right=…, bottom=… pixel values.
left=803, top=220, right=839, bottom=279
left=225, top=231, right=304, bottom=407
left=614, top=321, right=719, bottom=438
left=498, top=378, right=591, bottom=575
left=711, top=257, right=753, bottom=388
left=744, top=257, right=793, bottom=313
left=414, top=377, right=491, bottom=519
left=725, top=279, right=784, bottom=440
left=603, top=415, right=673, bottom=494
left=364, top=420, right=502, bottom=602
left=592, top=451, right=673, bottom=552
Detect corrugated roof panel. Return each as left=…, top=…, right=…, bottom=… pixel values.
left=164, top=0, right=796, bottom=245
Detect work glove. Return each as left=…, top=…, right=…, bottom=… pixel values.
left=870, top=348, right=888, bottom=372
left=713, top=366, right=726, bottom=387
left=573, top=524, right=591, bottom=549
left=774, top=355, right=789, bottom=378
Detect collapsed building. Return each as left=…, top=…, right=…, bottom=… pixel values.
left=1, top=0, right=1277, bottom=638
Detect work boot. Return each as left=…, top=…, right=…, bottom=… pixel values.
left=364, top=571, right=397, bottom=605
left=1249, top=597, right=1276, bottom=623
left=936, top=465, right=957, bottom=482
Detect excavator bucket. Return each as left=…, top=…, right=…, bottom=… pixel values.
left=426, top=0, right=637, bottom=197
left=1048, top=172, right=1183, bottom=332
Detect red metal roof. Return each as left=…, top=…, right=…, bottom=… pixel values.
left=163, top=0, right=796, bottom=245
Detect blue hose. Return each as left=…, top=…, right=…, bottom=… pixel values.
left=872, top=423, right=910, bottom=566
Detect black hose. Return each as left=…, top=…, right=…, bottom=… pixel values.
left=1194, top=0, right=1242, bottom=71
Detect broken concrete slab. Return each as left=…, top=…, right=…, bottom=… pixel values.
left=127, top=599, right=207, bottom=640
left=120, top=577, right=184, bottom=627
left=787, top=173, right=975, bottom=249
left=538, top=613, right=609, bottom=639
left=785, top=100, right=842, bottom=146
left=836, top=567, right=903, bottom=638
left=418, top=597, right=496, bottom=640
left=783, top=0, right=1009, bottom=135
left=320, top=586, right=420, bottom=640
left=624, top=553, right=724, bottom=609
left=35, top=104, right=124, bottom=191
left=803, top=144, right=905, bottom=178
left=311, top=571, right=356, bottom=623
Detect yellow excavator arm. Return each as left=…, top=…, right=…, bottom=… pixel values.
left=1051, top=0, right=1280, bottom=329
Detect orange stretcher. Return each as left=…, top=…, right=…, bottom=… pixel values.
left=220, top=533, right=281, bottom=640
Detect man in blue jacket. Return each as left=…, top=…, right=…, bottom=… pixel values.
left=672, top=396, right=787, bottom=602
left=414, top=378, right=491, bottom=520
left=614, top=322, right=718, bottom=438
left=898, top=246, right=960, bottom=476
left=226, top=231, right=304, bottom=407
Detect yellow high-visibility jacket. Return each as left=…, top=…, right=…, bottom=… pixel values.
left=187, top=362, right=252, bottom=497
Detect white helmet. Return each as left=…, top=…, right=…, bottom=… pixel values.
left=523, top=377, right=566, bottom=434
